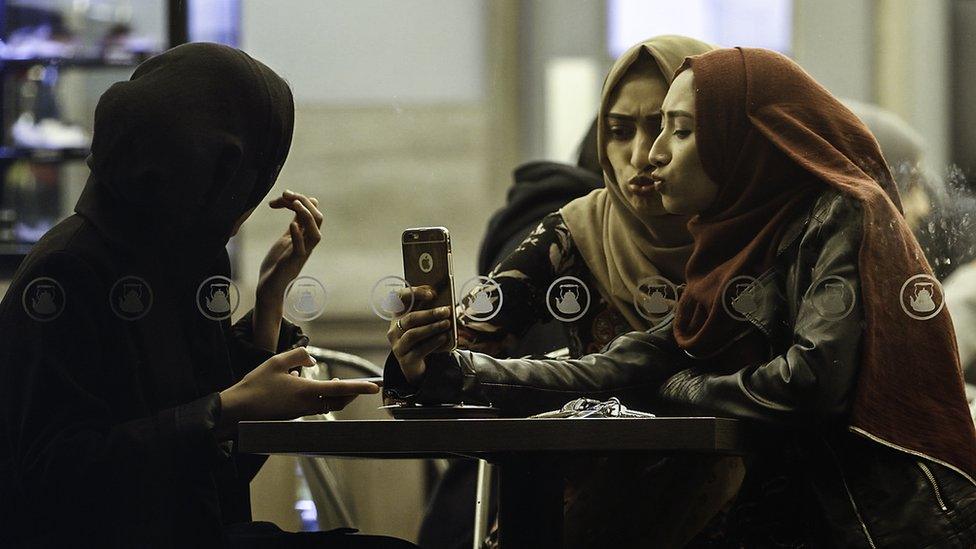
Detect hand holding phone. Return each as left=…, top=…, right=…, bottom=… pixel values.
left=386, top=227, right=458, bottom=383
left=386, top=297, right=454, bottom=383
left=400, top=227, right=457, bottom=351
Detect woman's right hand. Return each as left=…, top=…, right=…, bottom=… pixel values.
left=387, top=286, right=454, bottom=384
left=217, top=347, right=379, bottom=437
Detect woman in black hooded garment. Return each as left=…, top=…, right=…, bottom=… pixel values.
left=0, top=43, right=408, bottom=547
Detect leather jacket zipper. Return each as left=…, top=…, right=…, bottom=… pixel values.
left=916, top=460, right=949, bottom=511
left=823, top=436, right=877, bottom=548
left=850, top=426, right=976, bottom=490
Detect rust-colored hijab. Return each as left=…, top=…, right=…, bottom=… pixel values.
left=674, top=47, right=976, bottom=483
left=561, top=36, right=714, bottom=331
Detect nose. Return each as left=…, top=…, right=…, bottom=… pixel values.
left=630, top=130, right=654, bottom=172
left=648, top=133, right=670, bottom=168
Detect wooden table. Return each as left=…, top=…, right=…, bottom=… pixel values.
left=239, top=417, right=751, bottom=548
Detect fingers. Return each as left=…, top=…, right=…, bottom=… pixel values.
left=289, top=221, right=307, bottom=256
left=269, top=190, right=324, bottom=252
left=271, top=347, right=316, bottom=372
left=286, top=191, right=324, bottom=228
left=386, top=305, right=451, bottom=344
left=394, top=286, right=435, bottom=307
left=297, top=379, right=380, bottom=404
left=399, top=331, right=451, bottom=368
left=406, top=285, right=436, bottom=303
left=399, top=306, right=452, bottom=332
left=398, top=318, right=452, bottom=352
left=269, top=191, right=324, bottom=228
left=391, top=307, right=453, bottom=363
left=290, top=199, right=322, bottom=248
left=319, top=380, right=381, bottom=395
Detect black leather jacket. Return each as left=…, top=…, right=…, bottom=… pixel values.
left=386, top=190, right=976, bottom=547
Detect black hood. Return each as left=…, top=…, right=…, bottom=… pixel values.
left=75, top=42, right=294, bottom=281
left=477, top=161, right=603, bottom=274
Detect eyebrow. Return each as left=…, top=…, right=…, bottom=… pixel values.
left=661, top=109, right=694, bottom=120
left=606, top=112, right=662, bottom=122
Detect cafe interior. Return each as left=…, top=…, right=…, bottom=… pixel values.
left=2, top=0, right=976, bottom=547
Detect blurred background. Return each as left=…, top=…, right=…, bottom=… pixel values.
left=0, top=0, right=973, bottom=543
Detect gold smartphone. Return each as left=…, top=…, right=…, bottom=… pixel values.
left=401, top=227, right=458, bottom=352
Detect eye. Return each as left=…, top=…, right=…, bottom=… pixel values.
left=608, top=125, right=635, bottom=140
left=673, top=129, right=692, bottom=139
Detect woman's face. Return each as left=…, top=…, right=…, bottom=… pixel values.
left=604, top=60, right=670, bottom=218
left=648, top=69, right=718, bottom=216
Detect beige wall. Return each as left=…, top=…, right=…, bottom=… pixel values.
left=233, top=103, right=497, bottom=319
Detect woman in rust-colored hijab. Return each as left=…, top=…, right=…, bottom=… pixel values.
left=650, top=47, right=976, bottom=546
left=387, top=45, right=976, bottom=546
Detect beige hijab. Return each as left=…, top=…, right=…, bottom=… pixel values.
left=561, top=36, right=715, bottom=331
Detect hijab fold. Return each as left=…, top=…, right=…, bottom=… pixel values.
left=561, top=36, right=715, bottom=331
left=674, top=47, right=976, bottom=483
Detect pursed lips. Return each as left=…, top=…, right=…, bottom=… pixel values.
left=627, top=175, right=660, bottom=198
left=650, top=172, right=667, bottom=193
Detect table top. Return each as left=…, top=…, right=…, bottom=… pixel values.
left=238, top=417, right=752, bottom=459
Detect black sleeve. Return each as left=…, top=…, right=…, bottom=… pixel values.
left=384, top=328, right=685, bottom=417
left=225, top=309, right=309, bottom=377
left=1, top=252, right=230, bottom=521
left=656, top=195, right=863, bottom=426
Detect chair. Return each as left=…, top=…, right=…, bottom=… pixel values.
left=297, top=346, right=385, bottom=530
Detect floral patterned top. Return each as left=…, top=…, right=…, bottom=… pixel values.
left=457, top=212, right=631, bottom=358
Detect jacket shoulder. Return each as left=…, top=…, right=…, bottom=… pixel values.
left=778, top=188, right=863, bottom=257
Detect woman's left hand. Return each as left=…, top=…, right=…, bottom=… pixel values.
left=256, top=189, right=324, bottom=304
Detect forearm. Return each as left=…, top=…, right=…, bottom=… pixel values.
left=386, top=330, right=685, bottom=417
left=251, top=296, right=283, bottom=353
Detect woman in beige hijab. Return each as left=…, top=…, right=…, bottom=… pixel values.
left=391, top=36, right=743, bottom=547
left=560, top=36, right=708, bottom=331
left=453, top=36, right=713, bottom=361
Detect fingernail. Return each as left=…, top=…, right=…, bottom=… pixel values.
left=285, top=189, right=293, bottom=194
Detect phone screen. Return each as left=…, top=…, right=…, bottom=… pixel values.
left=402, top=227, right=457, bottom=351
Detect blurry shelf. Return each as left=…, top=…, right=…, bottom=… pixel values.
left=0, top=146, right=88, bottom=162
left=0, top=241, right=32, bottom=255
left=0, top=242, right=30, bottom=277
left=0, top=56, right=145, bottom=70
